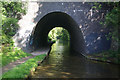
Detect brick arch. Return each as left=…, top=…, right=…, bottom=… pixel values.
left=30, top=12, right=86, bottom=54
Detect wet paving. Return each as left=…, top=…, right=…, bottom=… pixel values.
left=31, top=41, right=120, bottom=78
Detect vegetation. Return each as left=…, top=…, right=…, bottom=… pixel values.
left=2, top=18, right=19, bottom=36
left=1, top=45, right=31, bottom=67
left=0, top=2, right=47, bottom=79
left=90, top=2, right=120, bottom=64
left=1, top=1, right=27, bottom=37
left=2, top=54, right=46, bottom=78
left=48, top=27, right=70, bottom=42
left=104, top=3, right=119, bottom=51
left=93, top=2, right=119, bottom=48
left=0, top=33, right=32, bottom=67
left=0, top=1, right=30, bottom=67
left=2, top=1, right=26, bottom=18
left=0, top=1, right=120, bottom=79
left=87, top=49, right=120, bottom=64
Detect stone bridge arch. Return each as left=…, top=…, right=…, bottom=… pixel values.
left=13, top=2, right=111, bottom=54
left=31, top=12, right=85, bottom=54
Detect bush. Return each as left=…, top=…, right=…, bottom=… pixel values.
left=2, top=18, right=19, bottom=36
left=1, top=1, right=27, bottom=18
left=0, top=1, right=30, bottom=68
left=0, top=33, right=13, bottom=44
left=0, top=33, right=32, bottom=67
left=1, top=47, right=32, bottom=67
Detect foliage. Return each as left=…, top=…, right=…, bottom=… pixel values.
left=1, top=48, right=32, bottom=67
left=90, top=2, right=120, bottom=64
left=1, top=1, right=27, bottom=37
left=1, top=1, right=27, bottom=19
left=92, top=2, right=102, bottom=10
left=48, top=27, right=70, bottom=42
left=0, top=33, right=14, bottom=55
left=0, top=32, right=31, bottom=67
left=0, top=1, right=28, bottom=67
left=92, top=2, right=120, bottom=46
left=0, top=33, right=13, bottom=44
left=104, top=5, right=120, bottom=42
left=2, top=54, right=46, bottom=78
left=2, top=17, right=19, bottom=36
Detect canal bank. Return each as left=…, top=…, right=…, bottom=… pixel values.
left=1, top=49, right=48, bottom=78
left=85, top=51, right=120, bottom=65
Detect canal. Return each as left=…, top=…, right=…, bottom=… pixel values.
left=31, top=41, right=119, bottom=78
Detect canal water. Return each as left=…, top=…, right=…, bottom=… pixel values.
left=31, top=41, right=119, bottom=78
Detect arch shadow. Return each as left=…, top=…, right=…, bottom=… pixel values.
left=30, top=12, right=86, bottom=54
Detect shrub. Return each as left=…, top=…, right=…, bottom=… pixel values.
left=2, top=18, right=19, bottom=37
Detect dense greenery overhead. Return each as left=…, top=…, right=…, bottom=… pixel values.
left=2, top=1, right=26, bottom=18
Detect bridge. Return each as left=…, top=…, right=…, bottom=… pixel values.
left=13, top=2, right=111, bottom=55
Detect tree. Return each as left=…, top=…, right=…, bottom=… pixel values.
left=1, top=1, right=27, bottom=37
left=93, top=2, right=120, bottom=51
left=1, top=1, right=27, bottom=19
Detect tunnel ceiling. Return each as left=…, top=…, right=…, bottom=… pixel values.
left=31, top=12, right=85, bottom=54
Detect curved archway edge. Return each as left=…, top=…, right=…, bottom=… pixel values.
left=30, top=12, right=86, bottom=54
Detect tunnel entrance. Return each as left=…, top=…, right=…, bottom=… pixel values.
left=30, top=12, right=85, bottom=54
left=47, top=27, right=70, bottom=43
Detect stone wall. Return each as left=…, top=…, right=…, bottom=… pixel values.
left=13, top=2, right=111, bottom=54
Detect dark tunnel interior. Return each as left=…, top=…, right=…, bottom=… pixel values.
left=30, top=12, right=86, bottom=54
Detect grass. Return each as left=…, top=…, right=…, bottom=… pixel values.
left=1, top=54, right=46, bottom=78
left=0, top=33, right=32, bottom=67
left=1, top=47, right=32, bottom=67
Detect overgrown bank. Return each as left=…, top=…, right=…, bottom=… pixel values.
left=0, top=1, right=31, bottom=67
left=1, top=54, right=46, bottom=78
left=0, top=1, right=47, bottom=79
left=86, top=49, right=120, bottom=64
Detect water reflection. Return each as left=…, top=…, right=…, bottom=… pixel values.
left=31, top=41, right=119, bottom=78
